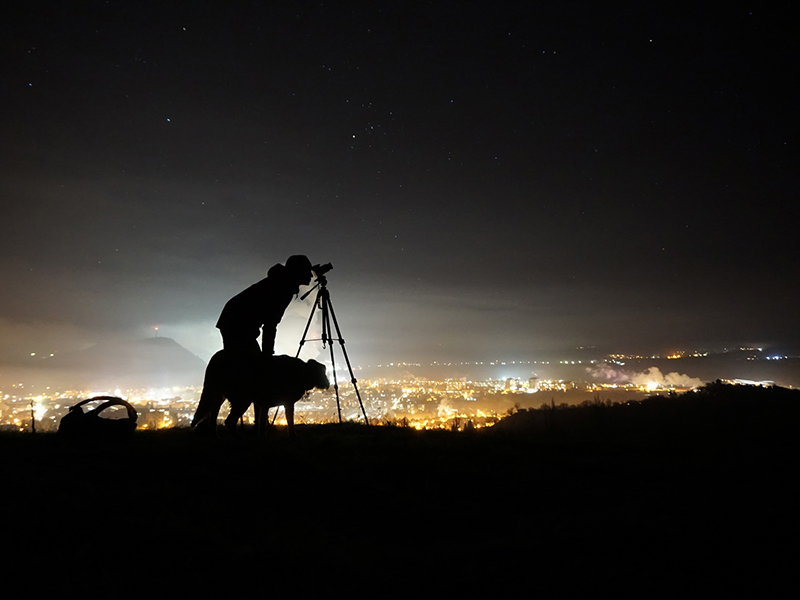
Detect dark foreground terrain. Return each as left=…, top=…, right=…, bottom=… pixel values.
left=2, top=383, right=798, bottom=597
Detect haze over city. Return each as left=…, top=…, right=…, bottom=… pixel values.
left=2, top=2, right=797, bottom=376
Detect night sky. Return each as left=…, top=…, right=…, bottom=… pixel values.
left=1, top=2, right=797, bottom=368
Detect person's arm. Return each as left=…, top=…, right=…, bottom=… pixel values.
left=261, top=325, right=277, bottom=355
left=261, top=300, right=289, bottom=354
left=261, top=285, right=294, bottom=355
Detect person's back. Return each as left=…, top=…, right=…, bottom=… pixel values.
left=216, top=256, right=312, bottom=355
left=216, top=265, right=291, bottom=331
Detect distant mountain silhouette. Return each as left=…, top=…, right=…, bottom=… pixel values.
left=32, top=337, right=207, bottom=389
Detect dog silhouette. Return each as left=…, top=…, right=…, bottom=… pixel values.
left=191, top=351, right=329, bottom=436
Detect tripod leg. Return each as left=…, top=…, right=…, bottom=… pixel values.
left=296, top=290, right=321, bottom=358
left=326, top=295, right=370, bottom=426
left=321, top=293, right=343, bottom=423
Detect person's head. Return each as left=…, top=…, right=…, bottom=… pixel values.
left=285, top=255, right=313, bottom=287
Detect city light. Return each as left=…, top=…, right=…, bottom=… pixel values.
left=3, top=347, right=794, bottom=433
left=0, top=372, right=707, bottom=433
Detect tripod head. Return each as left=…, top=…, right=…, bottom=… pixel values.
left=300, top=263, right=333, bottom=300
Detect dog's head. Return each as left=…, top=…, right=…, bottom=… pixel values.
left=305, top=359, right=330, bottom=391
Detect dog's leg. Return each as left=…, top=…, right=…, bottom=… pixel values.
left=284, top=401, right=295, bottom=437
left=254, top=403, right=267, bottom=436
left=224, top=399, right=250, bottom=435
left=192, top=387, right=224, bottom=436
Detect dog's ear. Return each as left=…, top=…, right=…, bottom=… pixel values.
left=306, top=359, right=330, bottom=390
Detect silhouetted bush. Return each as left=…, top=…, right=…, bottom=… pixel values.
left=490, top=381, right=800, bottom=445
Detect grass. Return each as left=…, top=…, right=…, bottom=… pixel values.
left=2, top=383, right=798, bottom=596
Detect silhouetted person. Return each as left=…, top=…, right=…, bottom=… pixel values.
left=216, top=255, right=313, bottom=356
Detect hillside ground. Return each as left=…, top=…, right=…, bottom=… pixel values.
left=2, top=385, right=797, bottom=596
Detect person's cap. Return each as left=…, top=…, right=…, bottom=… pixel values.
left=286, top=255, right=312, bottom=272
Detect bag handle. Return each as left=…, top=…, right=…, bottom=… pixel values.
left=70, top=396, right=137, bottom=421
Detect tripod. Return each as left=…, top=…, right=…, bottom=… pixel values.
left=296, top=274, right=370, bottom=425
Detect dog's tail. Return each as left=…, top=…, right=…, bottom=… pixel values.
left=191, top=384, right=225, bottom=434
left=192, top=352, right=228, bottom=434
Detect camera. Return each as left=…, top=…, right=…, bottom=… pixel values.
left=312, top=263, right=333, bottom=278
